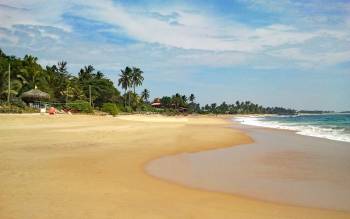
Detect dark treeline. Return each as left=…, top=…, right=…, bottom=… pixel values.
left=0, top=49, right=296, bottom=115
left=298, top=110, right=335, bottom=114
left=200, top=101, right=296, bottom=115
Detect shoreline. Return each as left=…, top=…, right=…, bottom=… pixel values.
left=146, top=120, right=350, bottom=212
left=1, top=114, right=350, bottom=218
left=233, top=114, right=350, bottom=143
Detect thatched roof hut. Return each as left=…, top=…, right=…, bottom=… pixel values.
left=21, top=87, right=50, bottom=103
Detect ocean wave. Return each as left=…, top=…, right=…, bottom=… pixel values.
left=234, top=116, right=350, bottom=143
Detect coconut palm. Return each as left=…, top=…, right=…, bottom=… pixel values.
left=131, top=67, right=144, bottom=94
left=161, top=96, right=172, bottom=108
left=18, top=55, right=47, bottom=92
left=189, top=93, right=195, bottom=103
left=172, top=93, right=183, bottom=109
left=45, top=62, right=71, bottom=102
left=141, top=88, right=150, bottom=102
left=78, top=65, right=95, bottom=81
left=1, top=79, right=22, bottom=99
left=118, top=66, right=132, bottom=107
left=96, top=71, right=104, bottom=79
left=181, top=95, right=188, bottom=105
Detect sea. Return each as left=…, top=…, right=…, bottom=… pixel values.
left=235, top=113, right=350, bottom=143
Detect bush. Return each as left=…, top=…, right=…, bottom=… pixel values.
left=10, top=98, right=27, bottom=108
left=101, top=103, right=120, bottom=116
left=0, top=104, right=38, bottom=113
left=116, top=104, right=125, bottom=112
left=162, top=108, right=178, bottom=116
left=124, top=106, right=133, bottom=113
left=141, top=104, right=155, bottom=112
left=66, top=100, right=93, bottom=113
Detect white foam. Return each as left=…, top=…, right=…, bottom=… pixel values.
left=234, top=116, right=350, bottom=143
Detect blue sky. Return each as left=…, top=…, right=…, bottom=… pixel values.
left=0, top=0, right=349, bottom=111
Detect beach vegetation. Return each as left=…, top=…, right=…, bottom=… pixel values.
left=0, top=49, right=296, bottom=115
left=66, top=100, right=93, bottom=113
left=101, top=103, right=120, bottom=116
left=131, top=67, right=144, bottom=94
left=0, top=102, right=39, bottom=113
left=199, top=101, right=296, bottom=115
left=141, top=89, right=150, bottom=103
left=118, top=66, right=132, bottom=107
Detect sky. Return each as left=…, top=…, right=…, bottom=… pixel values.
left=0, top=0, right=349, bottom=111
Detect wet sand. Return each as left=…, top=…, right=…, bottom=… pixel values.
left=1, top=114, right=350, bottom=218
left=146, top=122, right=350, bottom=212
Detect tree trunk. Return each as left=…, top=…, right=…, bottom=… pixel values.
left=124, top=89, right=127, bottom=107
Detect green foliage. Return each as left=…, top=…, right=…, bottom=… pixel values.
left=163, top=108, right=178, bottom=116
left=188, top=102, right=200, bottom=113
left=45, top=61, right=70, bottom=102
left=0, top=49, right=297, bottom=116
left=118, top=66, right=144, bottom=109
left=160, top=96, right=172, bottom=107
left=172, top=93, right=184, bottom=108
left=141, top=103, right=155, bottom=112
left=124, top=106, right=133, bottom=113
left=78, top=65, right=120, bottom=107
left=131, top=67, right=144, bottom=94
left=66, top=100, right=93, bottom=113
left=0, top=49, right=123, bottom=110
left=101, top=103, right=120, bottom=116
left=118, top=66, right=132, bottom=107
left=0, top=103, right=38, bottom=113
left=8, top=98, right=26, bottom=108
left=201, top=101, right=296, bottom=115
left=141, top=88, right=150, bottom=102
left=189, top=93, right=195, bottom=103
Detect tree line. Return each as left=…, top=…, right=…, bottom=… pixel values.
left=0, top=49, right=296, bottom=115
left=0, top=49, right=120, bottom=108
left=201, top=101, right=296, bottom=115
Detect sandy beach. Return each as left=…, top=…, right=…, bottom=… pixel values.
left=1, top=114, right=350, bottom=219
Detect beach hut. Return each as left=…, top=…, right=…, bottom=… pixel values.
left=151, top=102, right=161, bottom=107
left=151, top=98, right=162, bottom=108
left=21, top=86, right=50, bottom=108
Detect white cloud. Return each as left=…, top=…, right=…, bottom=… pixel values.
left=0, top=0, right=71, bottom=31
left=65, top=0, right=322, bottom=52
left=0, top=0, right=349, bottom=69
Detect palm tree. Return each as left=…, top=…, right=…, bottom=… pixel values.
left=96, top=71, right=104, bottom=79
left=78, top=65, right=95, bottom=81
left=1, top=79, right=22, bottom=99
left=141, top=89, right=150, bottom=102
left=18, top=56, right=47, bottom=92
left=235, top=101, right=240, bottom=107
left=118, top=67, right=132, bottom=107
left=131, top=67, right=144, bottom=94
left=172, top=93, right=182, bottom=109
left=45, top=62, right=71, bottom=102
left=211, top=103, right=217, bottom=112
left=189, top=93, right=195, bottom=103
left=161, top=96, right=172, bottom=108
left=181, top=95, right=188, bottom=105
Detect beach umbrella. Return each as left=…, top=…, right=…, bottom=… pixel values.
left=21, top=87, right=50, bottom=103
